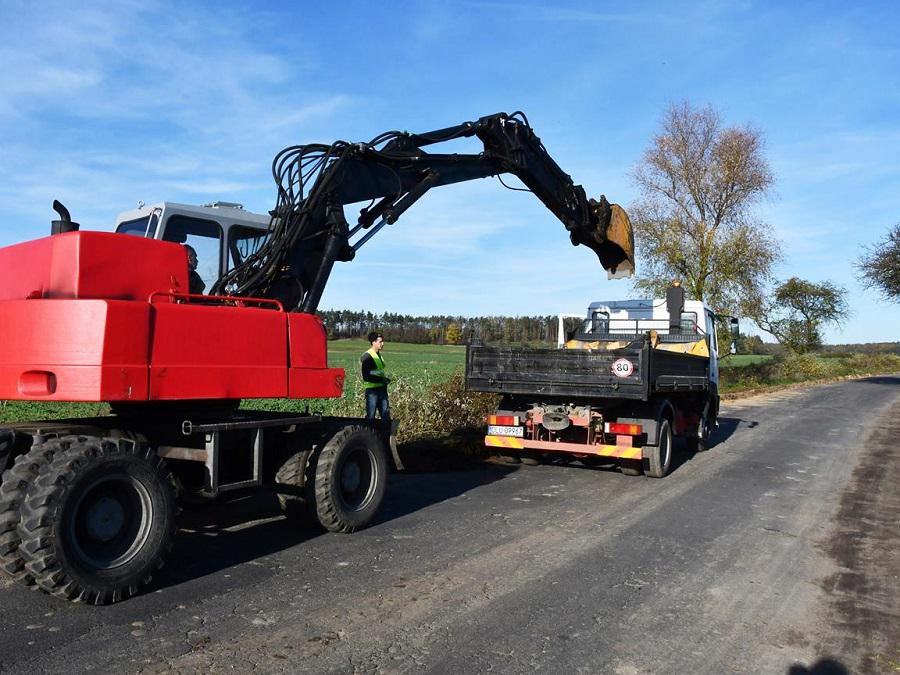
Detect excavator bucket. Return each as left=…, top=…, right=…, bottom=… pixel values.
left=580, top=198, right=635, bottom=279
left=603, top=204, right=635, bottom=279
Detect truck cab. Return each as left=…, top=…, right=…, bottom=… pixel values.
left=570, top=297, right=721, bottom=390
left=114, top=201, right=271, bottom=294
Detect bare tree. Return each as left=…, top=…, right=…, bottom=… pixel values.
left=631, top=102, right=780, bottom=313
left=750, top=277, right=849, bottom=354
left=858, top=223, right=900, bottom=302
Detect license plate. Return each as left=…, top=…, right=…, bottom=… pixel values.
left=488, top=425, right=524, bottom=437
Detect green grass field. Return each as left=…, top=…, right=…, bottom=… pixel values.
left=326, top=339, right=465, bottom=382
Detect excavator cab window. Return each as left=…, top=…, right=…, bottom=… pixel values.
left=162, top=215, right=223, bottom=294
left=116, top=210, right=160, bottom=238
left=226, top=225, right=267, bottom=271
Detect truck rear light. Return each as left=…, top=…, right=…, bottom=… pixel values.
left=488, top=415, right=518, bottom=426
left=606, top=422, right=642, bottom=435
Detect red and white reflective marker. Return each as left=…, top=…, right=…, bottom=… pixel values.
left=611, top=358, right=634, bottom=378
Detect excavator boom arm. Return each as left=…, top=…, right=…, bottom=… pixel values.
left=212, top=112, right=634, bottom=311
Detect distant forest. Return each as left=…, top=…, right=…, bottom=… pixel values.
left=318, top=309, right=900, bottom=353
left=318, top=309, right=568, bottom=345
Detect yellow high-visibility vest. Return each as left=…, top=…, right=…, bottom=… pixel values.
left=364, top=348, right=387, bottom=389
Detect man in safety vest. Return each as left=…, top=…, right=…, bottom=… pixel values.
left=361, top=331, right=391, bottom=423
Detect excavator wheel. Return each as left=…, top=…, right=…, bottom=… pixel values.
left=275, top=446, right=317, bottom=527
left=18, top=436, right=177, bottom=604
left=0, top=438, right=63, bottom=585
left=311, top=425, right=387, bottom=533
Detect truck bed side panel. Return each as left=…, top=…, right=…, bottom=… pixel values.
left=466, top=345, right=649, bottom=400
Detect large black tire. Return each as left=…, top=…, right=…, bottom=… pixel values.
left=0, top=438, right=62, bottom=585
left=644, top=418, right=673, bottom=479
left=275, top=448, right=316, bottom=526
left=685, top=412, right=714, bottom=453
left=312, top=426, right=387, bottom=533
left=18, top=436, right=177, bottom=604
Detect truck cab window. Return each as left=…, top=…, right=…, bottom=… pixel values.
left=161, top=215, right=223, bottom=294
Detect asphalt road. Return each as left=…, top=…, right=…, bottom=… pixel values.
left=0, top=376, right=898, bottom=674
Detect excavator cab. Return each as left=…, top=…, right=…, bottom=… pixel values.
left=115, top=201, right=271, bottom=294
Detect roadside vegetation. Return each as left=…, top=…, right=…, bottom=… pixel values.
left=719, top=352, right=900, bottom=394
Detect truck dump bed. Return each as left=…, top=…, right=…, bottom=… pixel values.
left=465, top=334, right=710, bottom=402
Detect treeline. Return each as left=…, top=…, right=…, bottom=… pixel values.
left=318, top=309, right=567, bottom=345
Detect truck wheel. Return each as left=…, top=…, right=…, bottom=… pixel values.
left=275, top=448, right=316, bottom=526
left=644, top=418, right=673, bottom=479
left=18, top=436, right=177, bottom=604
left=0, top=438, right=64, bottom=585
left=685, top=413, right=713, bottom=453
left=312, top=426, right=387, bottom=533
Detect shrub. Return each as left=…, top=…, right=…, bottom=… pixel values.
left=390, top=371, right=498, bottom=443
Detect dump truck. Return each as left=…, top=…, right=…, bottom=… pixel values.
left=466, top=283, right=737, bottom=477
left=0, top=112, right=634, bottom=603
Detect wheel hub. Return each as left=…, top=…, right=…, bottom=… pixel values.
left=337, top=446, right=376, bottom=511
left=341, top=462, right=362, bottom=493
left=69, top=474, right=154, bottom=570
left=85, top=496, right=126, bottom=542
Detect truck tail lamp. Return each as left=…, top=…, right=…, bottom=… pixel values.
left=606, top=422, right=642, bottom=436
left=487, top=415, right=519, bottom=426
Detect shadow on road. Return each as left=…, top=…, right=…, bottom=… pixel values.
left=149, top=461, right=516, bottom=594
left=668, top=415, right=742, bottom=475
left=852, top=375, right=899, bottom=387
left=787, top=657, right=849, bottom=674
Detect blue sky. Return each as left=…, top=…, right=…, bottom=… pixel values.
left=1, top=1, right=898, bottom=343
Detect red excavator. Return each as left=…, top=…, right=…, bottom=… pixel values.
left=0, top=112, right=634, bottom=603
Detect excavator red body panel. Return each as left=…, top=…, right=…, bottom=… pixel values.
left=0, top=232, right=343, bottom=402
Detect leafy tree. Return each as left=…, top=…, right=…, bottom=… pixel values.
left=631, top=101, right=780, bottom=314
left=858, top=223, right=900, bottom=302
left=445, top=322, right=462, bottom=345
left=739, top=334, right=767, bottom=355
left=750, top=277, right=849, bottom=354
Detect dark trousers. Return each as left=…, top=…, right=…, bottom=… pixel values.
left=365, top=387, right=390, bottom=423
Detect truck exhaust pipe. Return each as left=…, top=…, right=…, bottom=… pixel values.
left=667, top=281, right=685, bottom=333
